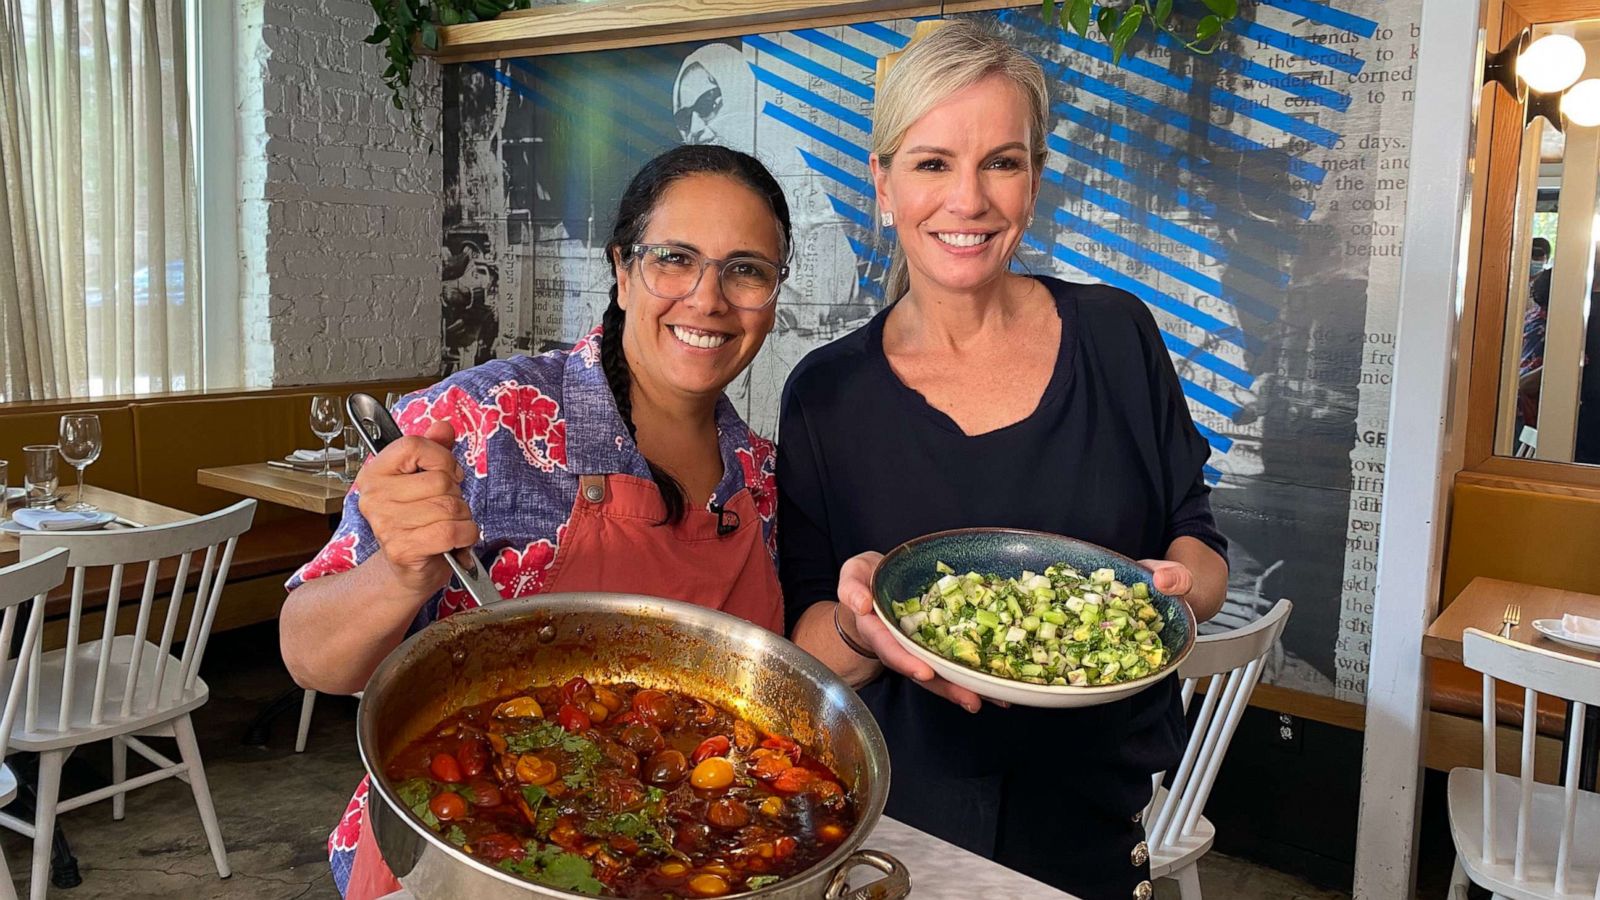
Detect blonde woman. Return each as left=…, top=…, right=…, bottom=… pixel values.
left=782, top=21, right=1228, bottom=900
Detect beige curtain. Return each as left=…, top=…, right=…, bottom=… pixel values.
left=0, top=0, right=197, bottom=402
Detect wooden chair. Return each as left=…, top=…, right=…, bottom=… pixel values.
left=0, top=550, right=70, bottom=900
left=1142, top=599, right=1294, bottom=899
left=1448, top=628, right=1600, bottom=899
left=4, top=501, right=255, bottom=900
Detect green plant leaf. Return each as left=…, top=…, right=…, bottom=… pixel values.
left=1068, top=0, right=1092, bottom=38
left=1111, top=6, right=1143, bottom=64
left=1201, top=0, right=1238, bottom=17
left=1096, top=7, right=1118, bottom=39
left=420, top=22, right=439, bottom=51
left=1195, top=13, right=1223, bottom=41
left=439, top=7, right=459, bottom=25
left=1042, top=0, right=1056, bottom=23
left=1154, top=0, right=1173, bottom=25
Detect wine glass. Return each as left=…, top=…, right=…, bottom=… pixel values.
left=59, top=414, right=103, bottom=512
left=385, top=392, right=403, bottom=412
left=309, top=394, right=345, bottom=479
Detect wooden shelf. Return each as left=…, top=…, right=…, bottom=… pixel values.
left=431, top=0, right=1030, bottom=61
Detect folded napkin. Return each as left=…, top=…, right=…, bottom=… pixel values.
left=1561, top=614, right=1600, bottom=638
left=11, top=508, right=106, bottom=531
left=289, top=447, right=345, bottom=463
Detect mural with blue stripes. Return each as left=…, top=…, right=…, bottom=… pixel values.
left=439, top=0, right=1422, bottom=702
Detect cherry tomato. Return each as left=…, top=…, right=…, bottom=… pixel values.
left=704, top=796, right=749, bottom=829
left=429, top=752, right=464, bottom=783
left=748, top=748, right=793, bottom=780
left=456, top=740, right=488, bottom=778
left=632, top=689, right=678, bottom=729
left=644, top=749, right=688, bottom=785
left=773, top=836, right=798, bottom=859
left=770, top=766, right=816, bottom=794
left=691, top=735, right=731, bottom=765
left=473, top=832, right=526, bottom=862
left=611, top=709, right=642, bottom=727
left=690, top=757, right=735, bottom=790
left=760, top=735, right=802, bottom=764
left=463, top=780, right=503, bottom=807
left=560, top=676, right=593, bottom=705
left=619, top=722, right=665, bottom=755
left=428, top=790, right=468, bottom=821
left=557, top=703, right=591, bottom=734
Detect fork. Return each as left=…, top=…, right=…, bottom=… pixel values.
left=1501, top=604, right=1522, bottom=637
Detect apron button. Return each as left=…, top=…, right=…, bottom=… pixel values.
left=583, top=484, right=604, bottom=503
left=1130, top=841, right=1149, bottom=867
left=1133, top=880, right=1153, bottom=900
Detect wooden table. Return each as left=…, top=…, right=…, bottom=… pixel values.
left=196, top=463, right=349, bottom=517
left=1426, top=576, right=1600, bottom=787
left=1, top=485, right=193, bottom=564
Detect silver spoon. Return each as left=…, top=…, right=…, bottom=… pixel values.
left=346, top=392, right=501, bottom=607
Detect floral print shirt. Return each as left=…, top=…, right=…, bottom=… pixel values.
left=288, top=328, right=778, bottom=895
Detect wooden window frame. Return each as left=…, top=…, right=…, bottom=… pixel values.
left=1461, top=0, right=1600, bottom=495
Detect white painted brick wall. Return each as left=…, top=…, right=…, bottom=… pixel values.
left=239, top=0, right=443, bottom=386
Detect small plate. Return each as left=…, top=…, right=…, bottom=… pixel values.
left=1531, top=618, right=1600, bottom=652
left=0, top=512, right=117, bottom=534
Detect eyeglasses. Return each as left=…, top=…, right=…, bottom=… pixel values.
left=627, top=243, right=788, bottom=310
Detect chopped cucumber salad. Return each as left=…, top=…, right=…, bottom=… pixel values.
left=891, top=562, right=1171, bottom=686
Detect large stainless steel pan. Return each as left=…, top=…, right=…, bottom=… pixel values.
left=358, top=593, right=910, bottom=899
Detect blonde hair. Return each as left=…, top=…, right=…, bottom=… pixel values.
left=872, top=20, right=1049, bottom=302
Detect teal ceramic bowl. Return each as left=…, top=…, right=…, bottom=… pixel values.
left=869, top=528, right=1196, bottom=708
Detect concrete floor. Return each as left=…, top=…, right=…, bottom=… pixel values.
left=0, top=623, right=1359, bottom=900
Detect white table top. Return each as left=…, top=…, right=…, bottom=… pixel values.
left=378, top=815, right=1078, bottom=899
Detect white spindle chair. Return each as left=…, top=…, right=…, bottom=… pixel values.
left=1516, top=426, right=1540, bottom=459
left=4, top=500, right=255, bottom=900
left=1141, top=599, right=1294, bottom=899
left=1448, top=628, right=1600, bottom=900
left=0, top=550, right=70, bottom=900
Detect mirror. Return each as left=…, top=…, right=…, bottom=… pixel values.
left=1500, top=25, right=1600, bottom=464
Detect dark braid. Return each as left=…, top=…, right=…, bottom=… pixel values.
left=600, top=144, right=792, bottom=525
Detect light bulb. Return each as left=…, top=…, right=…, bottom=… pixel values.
left=1564, top=78, right=1600, bottom=127
left=1520, top=34, right=1587, bottom=94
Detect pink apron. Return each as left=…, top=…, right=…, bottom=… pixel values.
left=344, top=474, right=783, bottom=897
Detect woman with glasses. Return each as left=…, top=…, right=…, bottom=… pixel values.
left=279, top=144, right=792, bottom=899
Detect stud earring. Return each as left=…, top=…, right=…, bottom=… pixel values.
left=1026, top=214, right=1034, bottom=227
left=880, top=211, right=894, bottom=227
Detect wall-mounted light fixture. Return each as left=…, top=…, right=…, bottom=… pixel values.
left=1484, top=30, right=1587, bottom=130
left=1562, top=78, right=1600, bottom=128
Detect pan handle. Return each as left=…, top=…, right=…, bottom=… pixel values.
left=345, top=392, right=501, bottom=607
left=823, top=848, right=911, bottom=900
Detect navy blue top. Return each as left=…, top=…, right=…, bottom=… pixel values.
left=776, top=276, right=1228, bottom=891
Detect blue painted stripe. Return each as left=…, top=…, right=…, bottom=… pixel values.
left=761, top=102, right=870, bottom=165
left=1189, top=418, right=1236, bottom=454
left=858, top=273, right=883, bottom=299
left=744, top=34, right=873, bottom=101
left=1044, top=132, right=1304, bottom=250
left=1203, top=465, right=1222, bottom=484
left=1049, top=26, right=1342, bottom=148
left=1051, top=206, right=1278, bottom=323
left=748, top=64, right=872, bottom=134
left=1000, top=11, right=1326, bottom=185
left=1257, top=0, right=1378, bottom=37
left=1160, top=332, right=1253, bottom=391
left=850, top=21, right=908, bottom=48
left=790, top=28, right=879, bottom=71
left=798, top=148, right=874, bottom=197
left=827, top=194, right=875, bottom=230
left=1228, top=19, right=1366, bottom=74
left=1043, top=167, right=1290, bottom=289
left=1023, top=234, right=1256, bottom=353
left=1150, top=31, right=1351, bottom=112
left=1182, top=380, right=1242, bottom=419
left=847, top=236, right=892, bottom=271
left=1051, top=101, right=1316, bottom=220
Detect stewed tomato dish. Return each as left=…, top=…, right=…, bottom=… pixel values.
left=386, top=678, right=856, bottom=897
